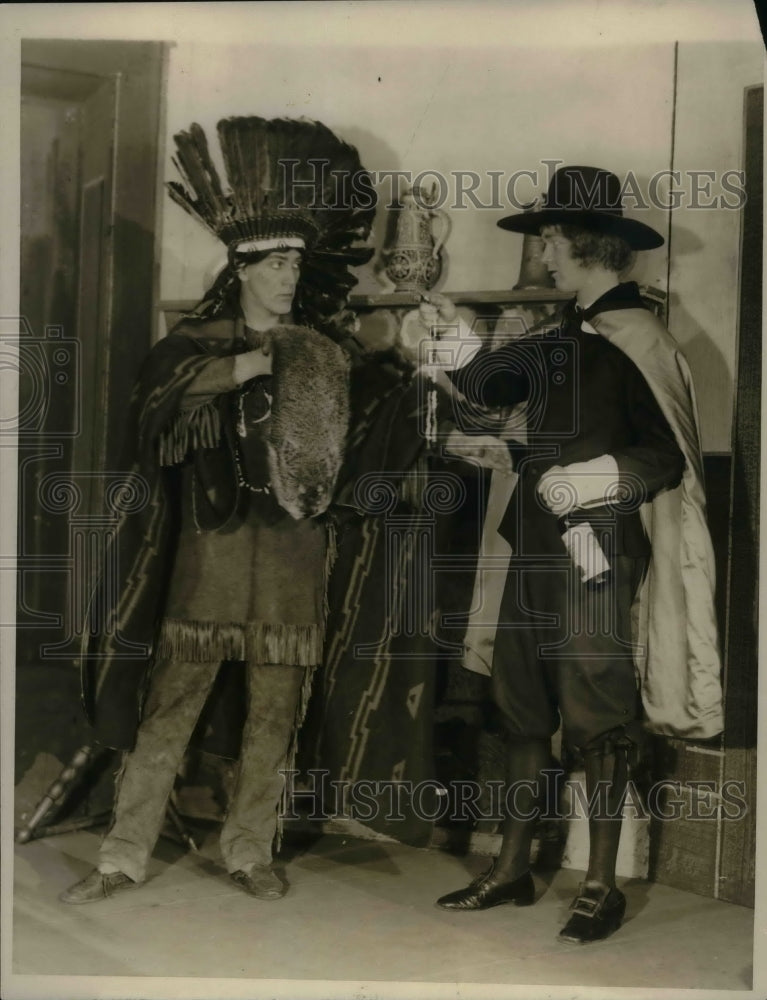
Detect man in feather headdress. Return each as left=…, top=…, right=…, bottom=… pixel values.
left=431, top=166, right=723, bottom=943
left=61, top=116, right=376, bottom=904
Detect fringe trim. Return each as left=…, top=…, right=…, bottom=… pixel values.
left=158, top=402, right=221, bottom=466
left=156, top=618, right=324, bottom=666
left=322, top=519, right=338, bottom=624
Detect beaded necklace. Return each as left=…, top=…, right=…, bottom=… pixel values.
left=234, top=323, right=274, bottom=495
left=235, top=381, right=273, bottom=494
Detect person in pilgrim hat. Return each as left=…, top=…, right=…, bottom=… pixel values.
left=431, top=165, right=723, bottom=943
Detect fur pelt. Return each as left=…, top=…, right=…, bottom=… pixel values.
left=266, top=325, right=350, bottom=519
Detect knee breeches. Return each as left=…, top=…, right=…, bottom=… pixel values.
left=491, top=555, right=646, bottom=750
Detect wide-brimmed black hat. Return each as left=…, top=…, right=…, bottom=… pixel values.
left=497, top=165, right=663, bottom=250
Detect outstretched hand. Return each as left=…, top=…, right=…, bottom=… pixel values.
left=418, top=292, right=457, bottom=332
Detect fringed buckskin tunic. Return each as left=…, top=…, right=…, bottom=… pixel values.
left=157, top=325, right=327, bottom=668
left=81, top=314, right=336, bottom=753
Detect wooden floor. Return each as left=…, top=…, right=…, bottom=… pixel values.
left=8, top=826, right=756, bottom=998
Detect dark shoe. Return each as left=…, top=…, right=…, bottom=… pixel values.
left=60, top=868, right=138, bottom=904
left=436, top=867, right=535, bottom=910
left=558, top=883, right=626, bottom=943
left=230, top=866, right=286, bottom=900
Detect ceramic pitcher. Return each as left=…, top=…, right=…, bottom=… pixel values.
left=384, top=185, right=450, bottom=292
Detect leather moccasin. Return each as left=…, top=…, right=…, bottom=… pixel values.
left=230, top=866, right=286, bottom=900
left=60, top=869, right=138, bottom=905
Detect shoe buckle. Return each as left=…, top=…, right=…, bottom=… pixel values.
left=569, top=893, right=601, bottom=918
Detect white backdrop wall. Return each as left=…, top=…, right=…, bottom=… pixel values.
left=159, top=38, right=762, bottom=452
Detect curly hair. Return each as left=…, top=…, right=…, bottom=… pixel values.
left=556, top=225, right=634, bottom=273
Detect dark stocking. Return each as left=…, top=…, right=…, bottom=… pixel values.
left=492, top=737, right=552, bottom=883
left=583, top=740, right=630, bottom=889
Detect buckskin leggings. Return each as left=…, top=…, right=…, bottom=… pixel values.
left=98, top=657, right=305, bottom=882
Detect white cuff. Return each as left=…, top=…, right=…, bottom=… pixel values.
left=561, top=454, right=621, bottom=508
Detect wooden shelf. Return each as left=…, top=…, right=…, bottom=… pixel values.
left=159, top=288, right=571, bottom=318
left=348, top=288, right=571, bottom=309
left=159, top=285, right=665, bottom=322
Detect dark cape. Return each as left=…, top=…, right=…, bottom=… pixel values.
left=80, top=323, right=228, bottom=752
left=303, top=354, right=471, bottom=845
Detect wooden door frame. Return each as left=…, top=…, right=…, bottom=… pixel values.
left=717, top=82, right=762, bottom=907
left=21, top=39, right=170, bottom=471
left=16, top=40, right=169, bottom=821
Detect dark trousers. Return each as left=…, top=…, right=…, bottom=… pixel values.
left=491, top=555, right=647, bottom=750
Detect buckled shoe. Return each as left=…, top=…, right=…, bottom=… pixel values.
left=558, top=882, right=626, bottom=943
